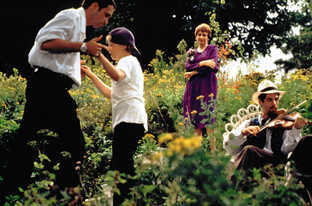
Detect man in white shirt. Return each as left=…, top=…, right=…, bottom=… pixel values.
left=1, top=0, right=116, bottom=195
left=223, top=80, right=311, bottom=179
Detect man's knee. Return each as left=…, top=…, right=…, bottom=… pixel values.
left=292, top=136, right=312, bottom=175
left=242, top=145, right=259, bottom=154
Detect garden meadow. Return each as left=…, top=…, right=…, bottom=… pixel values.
left=1, top=39, right=312, bottom=205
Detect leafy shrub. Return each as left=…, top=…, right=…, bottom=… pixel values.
left=1, top=50, right=312, bottom=205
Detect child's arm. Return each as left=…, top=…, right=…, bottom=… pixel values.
left=81, top=65, right=111, bottom=99
left=96, top=53, right=126, bottom=81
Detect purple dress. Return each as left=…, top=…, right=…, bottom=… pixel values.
left=183, top=45, right=219, bottom=129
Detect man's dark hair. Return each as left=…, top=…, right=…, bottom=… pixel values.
left=258, top=93, right=280, bottom=103
left=81, top=0, right=117, bottom=9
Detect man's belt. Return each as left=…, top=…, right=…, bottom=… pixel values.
left=32, top=66, right=74, bottom=90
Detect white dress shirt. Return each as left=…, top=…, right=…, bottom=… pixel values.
left=223, top=114, right=302, bottom=156
left=28, top=7, right=86, bottom=88
left=111, top=55, right=148, bottom=132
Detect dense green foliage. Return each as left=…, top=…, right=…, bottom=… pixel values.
left=1, top=44, right=312, bottom=204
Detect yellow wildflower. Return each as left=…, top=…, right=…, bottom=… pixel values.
left=90, top=94, right=99, bottom=99
left=166, top=136, right=202, bottom=156
left=189, top=136, right=202, bottom=149
left=183, top=138, right=192, bottom=149
left=158, top=133, right=174, bottom=144
left=168, top=139, right=182, bottom=154
left=163, top=70, right=170, bottom=75
left=196, top=95, right=204, bottom=100
left=177, top=122, right=184, bottom=126
left=143, top=133, right=155, bottom=140
left=190, top=110, right=198, bottom=115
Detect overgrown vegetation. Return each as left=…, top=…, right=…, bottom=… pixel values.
left=1, top=41, right=312, bottom=205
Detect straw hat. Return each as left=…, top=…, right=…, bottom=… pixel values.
left=251, top=80, right=285, bottom=104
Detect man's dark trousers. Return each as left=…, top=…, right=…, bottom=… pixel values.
left=2, top=68, right=85, bottom=193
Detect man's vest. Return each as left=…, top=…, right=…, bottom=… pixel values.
left=241, top=116, right=287, bottom=162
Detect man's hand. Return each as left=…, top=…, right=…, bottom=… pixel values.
left=242, top=125, right=261, bottom=136
left=294, top=116, right=307, bottom=129
left=86, top=35, right=106, bottom=57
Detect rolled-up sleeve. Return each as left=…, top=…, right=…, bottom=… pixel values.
left=223, top=120, right=250, bottom=155
left=35, top=12, right=75, bottom=46
left=281, top=128, right=302, bottom=154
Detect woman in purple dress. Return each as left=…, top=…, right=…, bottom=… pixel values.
left=183, top=23, right=219, bottom=137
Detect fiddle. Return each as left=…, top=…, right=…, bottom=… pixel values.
left=259, top=100, right=308, bottom=131
left=262, top=111, right=304, bottom=130
left=243, top=100, right=308, bottom=137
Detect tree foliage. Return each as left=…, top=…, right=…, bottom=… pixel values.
left=84, top=0, right=312, bottom=71
left=276, top=0, right=312, bottom=72
left=1, top=0, right=311, bottom=72
left=217, top=0, right=293, bottom=58
left=99, top=0, right=300, bottom=66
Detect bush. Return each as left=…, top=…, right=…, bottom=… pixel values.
left=1, top=51, right=312, bottom=205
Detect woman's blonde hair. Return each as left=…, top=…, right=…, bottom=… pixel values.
left=194, top=23, right=211, bottom=37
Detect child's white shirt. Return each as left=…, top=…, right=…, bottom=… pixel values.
left=111, top=55, right=148, bottom=131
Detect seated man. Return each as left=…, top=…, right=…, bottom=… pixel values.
left=223, top=80, right=312, bottom=191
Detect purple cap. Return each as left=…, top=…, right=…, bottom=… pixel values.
left=109, top=27, right=141, bottom=57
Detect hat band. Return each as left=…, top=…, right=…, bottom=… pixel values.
left=260, top=87, right=277, bottom=92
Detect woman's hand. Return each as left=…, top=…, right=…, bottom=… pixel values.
left=199, top=59, right=216, bottom=69
left=184, top=71, right=198, bottom=80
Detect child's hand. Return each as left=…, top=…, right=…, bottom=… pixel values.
left=80, top=60, right=86, bottom=65
left=81, top=65, right=91, bottom=79
left=80, top=60, right=86, bottom=79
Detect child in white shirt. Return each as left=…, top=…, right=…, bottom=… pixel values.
left=81, top=27, right=147, bottom=205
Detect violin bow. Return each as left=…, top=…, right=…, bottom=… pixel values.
left=258, top=100, right=307, bottom=132
left=286, top=100, right=307, bottom=114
